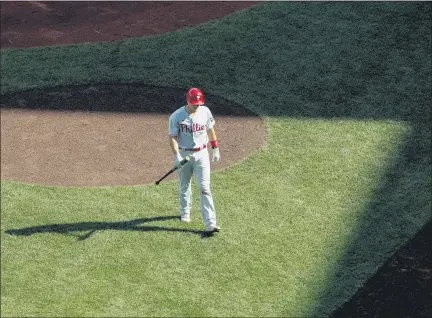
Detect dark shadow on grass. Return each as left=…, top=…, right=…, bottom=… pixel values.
left=0, top=84, right=258, bottom=117
left=300, top=3, right=431, bottom=315
left=226, top=2, right=432, bottom=316
left=331, top=219, right=432, bottom=318
left=5, top=215, right=211, bottom=240
left=308, top=121, right=432, bottom=317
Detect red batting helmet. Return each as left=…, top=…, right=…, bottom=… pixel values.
left=186, top=88, right=205, bottom=105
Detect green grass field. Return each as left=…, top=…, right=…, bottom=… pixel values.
left=1, top=2, right=431, bottom=317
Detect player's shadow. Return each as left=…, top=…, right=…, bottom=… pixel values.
left=5, top=215, right=208, bottom=240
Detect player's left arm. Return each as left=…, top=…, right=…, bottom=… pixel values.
left=208, top=127, right=217, bottom=145
left=206, top=108, right=220, bottom=162
left=208, top=127, right=220, bottom=162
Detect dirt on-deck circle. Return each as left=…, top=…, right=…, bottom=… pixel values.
left=0, top=1, right=265, bottom=187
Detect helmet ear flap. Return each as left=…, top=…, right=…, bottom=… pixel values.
left=187, top=88, right=205, bottom=105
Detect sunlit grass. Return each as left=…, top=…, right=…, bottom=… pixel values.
left=2, top=118, right=421, bottom=317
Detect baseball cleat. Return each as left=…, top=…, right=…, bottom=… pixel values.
left=203, top=226, right=220, bottom=237
left=180, top=215, right=191, bottom=223
left=211, top=226, right=221, bottom=232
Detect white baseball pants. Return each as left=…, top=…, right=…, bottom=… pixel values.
left=178, top=148, right=217, bottom=231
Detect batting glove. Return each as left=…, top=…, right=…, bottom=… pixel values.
left=174, top=153, right=184, bottom=169
left=212, top=148, right=220, bottom=162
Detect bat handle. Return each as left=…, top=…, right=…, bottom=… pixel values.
left=180, top=156, right=190, bottom=165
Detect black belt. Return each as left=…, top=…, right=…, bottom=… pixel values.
left=180, top=144, right=207, bottom=152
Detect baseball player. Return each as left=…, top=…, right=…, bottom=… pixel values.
left=168, top=88, right=221, bottom=236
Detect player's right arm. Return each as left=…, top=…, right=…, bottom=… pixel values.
left=169, top=113, right=183, bottom=167
left=169, top=136, right=180, bottom=156
left=169, top=136, right=183, bottom=168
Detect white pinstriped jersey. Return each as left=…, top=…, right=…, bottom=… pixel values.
left=169, top=105, right=215, bottom=149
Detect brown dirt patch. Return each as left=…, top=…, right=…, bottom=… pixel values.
left=1, top=85, right=265, bottom=187
left=1, top=1, right=258, bottom=49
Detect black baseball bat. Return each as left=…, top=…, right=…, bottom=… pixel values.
left=155, top=156, right=190, bottom=185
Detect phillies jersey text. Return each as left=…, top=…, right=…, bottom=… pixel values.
left=169, top=105, right=215, bottom=148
